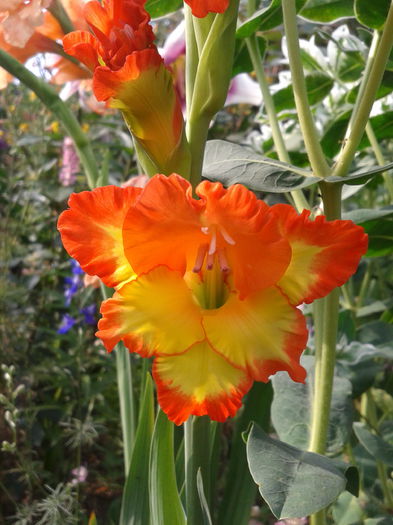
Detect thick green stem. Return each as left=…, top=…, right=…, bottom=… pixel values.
left=309, top=182, right=342, bottom=525
left=333, top=3, right=393, bottom=177
left=0, top=49, right=99, bottom=189
left=246, top=34, right=309, bottom=212
left=282, top=0, right=331, bottom=178
left=184, top=416, right=212, bottom=525
left=48, top=0, right=75, bottom=35
left=365, top=121, right=393, bottom=203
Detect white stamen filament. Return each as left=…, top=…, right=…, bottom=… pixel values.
left=192, top=244, right=208, bottom=273
left=220, top=225, right=236, bottom=245
left=208, top=229, right=217, bottom=255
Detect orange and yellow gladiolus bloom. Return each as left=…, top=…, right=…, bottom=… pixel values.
left=184, top=0, right=230, bottom=18
left=62, top=0, right=186, bottom=174
left=58, top=175, right=368, bottom=425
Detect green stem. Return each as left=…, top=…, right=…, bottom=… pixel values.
left=184, top=416, right=212, bottom=525
left=333, top=4, right=393, bottom=177
left=101, top=285, right=136, bottom=475
left=245, top=34, right=309, bottom=212
left=309, top=182, right=342, bottom=525
left=0, top=49, right=99, bottom=189
left=185, top=5, right=199, bottom=116
left=48, top=0, right=75, bottom=35
left=365, top=121, right=393, bottom=203
left=355, top=260, right=372, bottom=310
left=282, top=0, right=331, bottom=178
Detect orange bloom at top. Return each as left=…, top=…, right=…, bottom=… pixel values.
left=58, top=175, right=368, bottom=425
left=63, top=0, right=186, bottom=174
left=184, top=0, right=230, bottom=18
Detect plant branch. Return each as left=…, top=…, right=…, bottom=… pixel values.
left=282, top=0, right=331, bottom=178
left=333, top=3, right=393, bottom=177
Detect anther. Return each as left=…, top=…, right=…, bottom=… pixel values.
left=218, top=250, right=230, bottom=272
left=192, top=244, right=208, bottom=273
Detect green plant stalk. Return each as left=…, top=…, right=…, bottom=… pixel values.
left=184, top=416, right=212, bottom=525
left=309, top=182, right=342, bottom=525
left=333, top=3, right=393, bottom=178
left=365, top=121, right=393, bottom=203
left=186, top=0, right=239, bottom=187
left=245, top=34, right=309, bottom=212
left=48, top=0, right=75, bottom=35
left=281, top=0, right=331, bottom=179
left=101, top=285, right=136, bottom=475
left=0, top=49, right=99, bottom=189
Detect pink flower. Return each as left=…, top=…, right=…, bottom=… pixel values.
left=59, top=137, right=79, bottom=187
left=70, top=465, right=88, bottom=484
left=0, top=0, right=52, bottom=48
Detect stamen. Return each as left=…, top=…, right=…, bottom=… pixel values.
left=201, top=226, right=209, bottom=235
left=192, top=244, right=208, bottom=273
left=220, top=225, right=236, bottom=245
left=206, top=252, right=214, bottom=270
left=123, top=24, right=135, bottom=41
left=218, top=250, right=230, bottom=272
left=208, top=229, right=217, bottom=255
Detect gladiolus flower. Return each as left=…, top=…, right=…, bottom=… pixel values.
left=58, top=175, right=367, bottom=424
left=184, top=0, right=229, bottom=18
left=63, top=0, right=187, bottom=173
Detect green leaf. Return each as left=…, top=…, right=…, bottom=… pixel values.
left=120, top=374, right=154, bottom=525
left=145, top=0, right=182, bottom=17
left=217, top=382, right=273, bottom=525
left=321, top=111, right=393, bottom=158
left=232, top=37, right=266, bottom=77
left=332, top=492, right=363, bottom=525
left=346, top=70, right=393, bottom=104
left=271, top=356, right=353, bottom=454
left=272, top=73, right=334, bottom=112
left=362, top=217, right=393, bottom=257
left=342, top=206, right=393, bottom=224
left=353, top=422, right=393, bottom=467
left=149, top=410, right=186, bottom=525
left=354, top=0, right=391, bottom=30
left=365, top=519, right=393, bottom=525
left=246, top=423, right=351, bottom=519
left=196, top=470, right=213, bottom=525
left=336, top=342, right=386, bottom=398
left=300, top=0, right=354, bottom=22
left=236, top=0, right=307, bottom=38
left=203, top=140, right=319, bottom=193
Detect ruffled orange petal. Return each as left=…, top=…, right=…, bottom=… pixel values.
left=184, top=0, right=229, bottom=18
left=123, top=174, right=205, bottom=275
left=93, top=49, right=184, bottom=170
left=196, top=181, right=292, bottom=297
left=63, top=30, right=101, bottom=71
left=271, top=204, right=368, bottom=305
left=153, top=341, right=253, bottom=425
left=203, top=286, right=307, bottom=383
left=96, top=266, right=205, bottom=356
left=58, top=185, right=140, bottom=288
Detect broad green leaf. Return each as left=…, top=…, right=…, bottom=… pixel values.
left=353, top=422, right=393, bottom=467
left=346, top=71, right=393, bottom=104
left=326, top=167, right=393, bottom=187
left=272, top=73, right=334, bottom=112
left=246, top=423, right=352, bottom=519
left=354, top=0, right=391, bottom=30
left=361, top=217, right=393, bottom=257
left=120, top=374, right=154, bottom=525
left=232, top=37, right=266, bottom=77
left=149, top=410, right=186, bottom=525
left=300, top=0, right=354, bottom=23
left=343, top=206, right=393, bottom=224
left=336, top=342, right=386, bottom=398
left=365, top=518, right=393, bottom=525
left=217, top=382, right=273, bottom=525
left=332, top=492, right=363, bottom=525
left=145, top=0, right=182, bottom=17
left=322, top=111, right=393, bottom=158
left=203, top=140, right=320, bottom=193
left=236, top=0, right=306, bottom=38
left=271, top=356, right=353, bottom=454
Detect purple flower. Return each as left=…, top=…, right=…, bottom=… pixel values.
left=80, top=304, right=96, bottom=325
left=59, top=137, right=80, bottom=187
left=57, top=314, right=76, bottom=334
left=71, top=465, right=88, bottom=485
left=71, top=259, right=84, bottom=275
